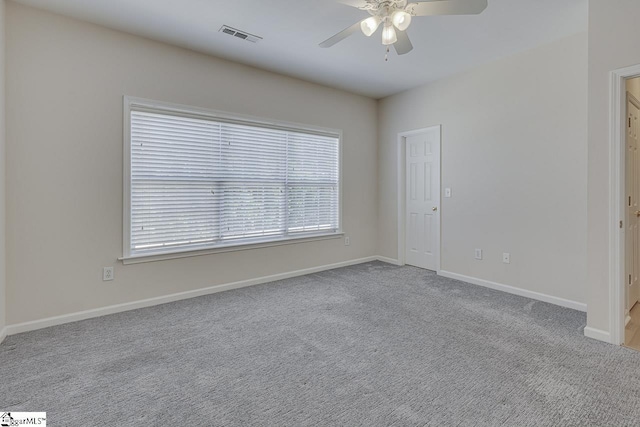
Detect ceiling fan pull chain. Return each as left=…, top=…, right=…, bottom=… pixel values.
left=385, top=46, right=390, bottom=62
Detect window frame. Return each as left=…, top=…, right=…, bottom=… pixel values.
left=121, top=96, right=343, bottom=264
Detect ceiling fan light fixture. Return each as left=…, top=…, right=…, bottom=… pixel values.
left=360, top=16, right=382, bottom=37
left=381, top=23, right=397, bottom=45
left=391, top=10, right=412, bottom=31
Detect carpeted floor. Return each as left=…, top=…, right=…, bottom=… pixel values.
left=2, top=261, right=640, bottom=426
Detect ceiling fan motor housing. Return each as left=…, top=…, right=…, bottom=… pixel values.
left=364, top=0, right=410, bottom=16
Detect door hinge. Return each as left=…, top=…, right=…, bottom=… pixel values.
left=630, top=117, right=632, bottom=128
left=629, top=274, right=632, bottom=285
left=620, top=220, right=624, bottom=228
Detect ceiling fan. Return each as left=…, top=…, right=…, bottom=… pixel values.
left=320, top=0, right=488, bottom=56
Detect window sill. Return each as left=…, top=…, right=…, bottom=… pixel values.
left=119, top=232, right=344, bottom=265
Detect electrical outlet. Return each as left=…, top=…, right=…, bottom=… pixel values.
left=502, top=253, right=510, bottom=264
left=345, top=236, right=350, bottom=246
left=474, top=249, right=482, bottom=260
left=103, top=267, right=114, bottom=281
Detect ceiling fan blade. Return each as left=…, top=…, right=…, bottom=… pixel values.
left=336, top=0, right=369, bottom=8
left=408, top=0, right=488, bottom=16
left=394, top=30, right=413, bottom=55
left=319, top=21, right=363, bottom=48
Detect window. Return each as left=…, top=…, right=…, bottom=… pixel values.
left=123, top=97, right=341, bottom=261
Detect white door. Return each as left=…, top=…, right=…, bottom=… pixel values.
left=627, top=94, right=640, bottom=313
left=405, top=128, right=440, bottom=271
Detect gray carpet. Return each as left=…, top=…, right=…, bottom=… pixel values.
left=2, top=261, right=640, bottom=426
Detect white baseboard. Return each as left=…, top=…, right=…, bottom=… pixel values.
left=583, top=326, right=612, bottom=343
left=5, top=256, right=382, bottom=337
left=2, top=258, right=590, bottom=339
left=438, top=270, right=587, bottom=312
left=376, top=256, right=402, bottom=266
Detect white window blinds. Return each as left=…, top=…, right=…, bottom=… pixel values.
left=127, top=105, right=340, bottom=257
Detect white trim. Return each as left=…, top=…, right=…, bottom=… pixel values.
left=438, top=270, right=587, bottom=312
left=4, top=257, right=381, bottom=336
left=120, top=233, right=344, bottom=265
left=584, top=327, right=611, bottom=343
left=607, top=65, right=640, bottom=346
left=122, top=95, right=343, bottom=261
left=396, top=125, right=442, bottom=272
left=123, top=97, right=132, bottom=261
left=125, top=96, right=342, bottom=137
left=376, top=256, right=403, bottom=266
left=1, top=258, right=590, bottom=338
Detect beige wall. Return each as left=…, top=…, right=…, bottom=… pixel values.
left=0, top=0, right=6, bottom=333
left=5, top=2, right=378, bottom=325
left=587, top=0, right=640, bottom=334
left=378, top=33, right=588, bottom=304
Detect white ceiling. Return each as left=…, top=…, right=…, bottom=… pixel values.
left=13, top=0, right=588, bottom=99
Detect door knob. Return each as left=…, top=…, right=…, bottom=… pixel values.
left=432, top=207, right=438, bottom=212
left=636, top=211, right=640, bottom=217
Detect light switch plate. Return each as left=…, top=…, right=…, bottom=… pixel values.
left=445, top=188, right=452, bottom=198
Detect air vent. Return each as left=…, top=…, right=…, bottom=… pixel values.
left=219, top=26, right=262, bottom=43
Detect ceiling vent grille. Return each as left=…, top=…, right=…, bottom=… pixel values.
left=219, top=26, right=262, bottom=43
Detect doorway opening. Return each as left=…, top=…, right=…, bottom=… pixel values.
left=624, top=77, right=640, bottom=350
left=609, top=65, right=640, bottom=347
left=396, top=126, right=441, bottom=272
